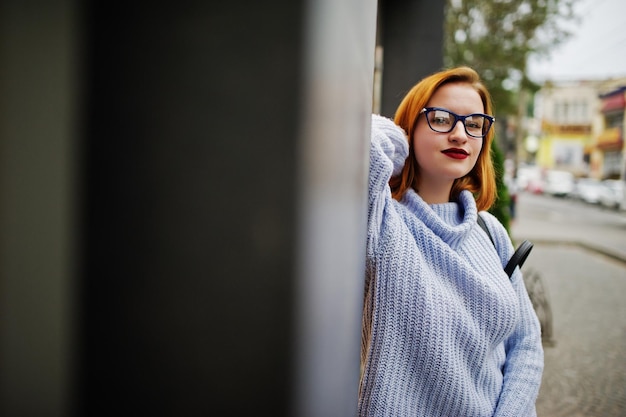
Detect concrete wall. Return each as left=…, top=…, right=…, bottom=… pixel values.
left=0, top=0, right=377, bottom=416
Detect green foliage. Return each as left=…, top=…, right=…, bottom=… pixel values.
left=488, top=136, right=511, bottom=234
left=444, top=0, right=578, bottom=115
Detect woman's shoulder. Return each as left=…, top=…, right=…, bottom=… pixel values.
left=477, top=210, right=510, bottom=240
left=476, top=209, right=516, bottom=263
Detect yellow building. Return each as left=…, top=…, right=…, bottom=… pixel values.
left=534, top=81, right=599, bottom=177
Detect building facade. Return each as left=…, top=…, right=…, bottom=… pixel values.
left=534, top=78, right=626, bottom=183
left=592, top=85, right=625, bottom=180
left=533, top=81, right=600, bottom=177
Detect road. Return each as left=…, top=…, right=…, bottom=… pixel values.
left=511, top=192, right=626, bottom=262
left=511, top=192, right=626, bottom=417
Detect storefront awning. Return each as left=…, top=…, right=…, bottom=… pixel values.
left=596, top=127, right=623, bottom=150
left=601, top=92, right=626, bottom=113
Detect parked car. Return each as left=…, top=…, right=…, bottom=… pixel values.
left=526, top=177, right=545, bottom=194
left=543, top=170, right=575, bottom=197
left=572, top=178, right=603, bottom=204
left=517, top=165, right=543, bottom=194
left=599, top=179, right=625, bottom=209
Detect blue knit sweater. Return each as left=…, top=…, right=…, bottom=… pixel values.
left=358, top=114, right=544, bottom=417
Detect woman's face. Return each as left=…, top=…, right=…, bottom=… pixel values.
left=412, top=82, right=485, bottom=191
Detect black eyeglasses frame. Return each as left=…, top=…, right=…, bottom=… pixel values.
left=420, top=107, right=495, bottom=138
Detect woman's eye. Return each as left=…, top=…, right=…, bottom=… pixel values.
left=433, top=117, right=450, bottom=125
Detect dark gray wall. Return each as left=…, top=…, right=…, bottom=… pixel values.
left=378, top=0, right=446, bottom=118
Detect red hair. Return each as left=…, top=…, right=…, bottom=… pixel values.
left=389, top=66, right=497, bottom=211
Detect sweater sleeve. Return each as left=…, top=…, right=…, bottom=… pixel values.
left=480, top=213, right=544, bottom=417
left=367, top=114, right=409, bottom=252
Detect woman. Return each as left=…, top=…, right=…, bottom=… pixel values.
left=359, top=67, right=543, bottom=416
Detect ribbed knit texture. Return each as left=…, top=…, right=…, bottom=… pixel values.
left=359, top=114, right=543, bottom=417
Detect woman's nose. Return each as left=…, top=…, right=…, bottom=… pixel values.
left=449, top=121, right=468, bottom=142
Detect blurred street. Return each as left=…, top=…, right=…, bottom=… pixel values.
left=511, top=192, right=626, bottom=417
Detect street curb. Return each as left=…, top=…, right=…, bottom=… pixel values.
left=514, top=238, right=626, bottom=266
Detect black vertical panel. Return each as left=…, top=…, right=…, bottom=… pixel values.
left=78, top=2, right=302, bottom=415
left=378, top=0, right=445, bottom=118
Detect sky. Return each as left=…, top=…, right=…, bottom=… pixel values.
left=526, top=0, right=626, bottom=82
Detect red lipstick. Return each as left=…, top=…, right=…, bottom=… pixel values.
left=442, top=148, right=469, bottom=160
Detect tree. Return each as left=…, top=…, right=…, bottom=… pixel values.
left=444, top=0, right=578, bottom=115
left=444, top=0, right=579, bottom=231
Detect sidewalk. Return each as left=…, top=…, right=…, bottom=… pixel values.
left=509, top=193, right=626, bottom=416
left=522, top=243, right=626, bottom=417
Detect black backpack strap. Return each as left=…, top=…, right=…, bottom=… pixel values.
left=476, top=213, right=494, bottom=246
left=504, top=240, right=534, bottom=278
left=477, top=213, right=534, bottom=278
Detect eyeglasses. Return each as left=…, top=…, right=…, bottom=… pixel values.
left=420, top=107, right=495, bottom=138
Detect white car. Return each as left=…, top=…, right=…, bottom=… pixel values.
left=599, top=180, right=625, bottom=209
left=543, top=170, right=575, bottom=197
left=572, top=178, right=603, bottom=204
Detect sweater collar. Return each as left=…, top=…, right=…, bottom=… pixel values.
left=400, top=189, right=478, bottom=248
